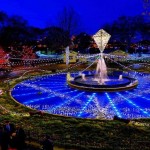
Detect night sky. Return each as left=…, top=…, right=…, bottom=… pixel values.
left=0, top=0, right=143, bottom=34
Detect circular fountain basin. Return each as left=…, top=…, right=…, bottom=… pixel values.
left=11, top=72, right=150, bottom=119
left=68, top=75, right=138, bottom=92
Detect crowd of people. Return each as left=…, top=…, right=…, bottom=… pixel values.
left=0, top=121, right=25, bottom=150
left=0, top=121, right=26, bottom=150
left=0, top=120, right=53, bottom=150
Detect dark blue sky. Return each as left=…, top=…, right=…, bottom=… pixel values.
left=0, top=0, right=143, bottom=34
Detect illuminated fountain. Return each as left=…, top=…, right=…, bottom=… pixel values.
left=94, top=53, right=108, bottom=84
left=10, top=29, right=150, bottom=120
left=67, top=29, right=138, bottom=92
left=93, top=29, right=110, bottom=84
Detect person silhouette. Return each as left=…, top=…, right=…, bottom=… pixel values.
left=42, top=135, right=53, bottom=150
left=3, top=121, right=15, bottom=135
left=15, top=124, right=26, bottom=150
left=0, top=126, right=10, bottom=150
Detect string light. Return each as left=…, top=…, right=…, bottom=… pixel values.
left=1, top=47, right=149, bottom=119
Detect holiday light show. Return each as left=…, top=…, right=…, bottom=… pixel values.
left=11, top=30, right=150, bottom=120
left=67, top=29, right=138, bottom=92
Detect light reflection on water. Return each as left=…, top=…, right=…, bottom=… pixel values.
left=11, top=72, right=150, bottom=119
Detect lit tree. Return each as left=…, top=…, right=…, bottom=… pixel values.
left=0, top=46, right=8, bottom=64
left=22, top=46, right=36, bottom=59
